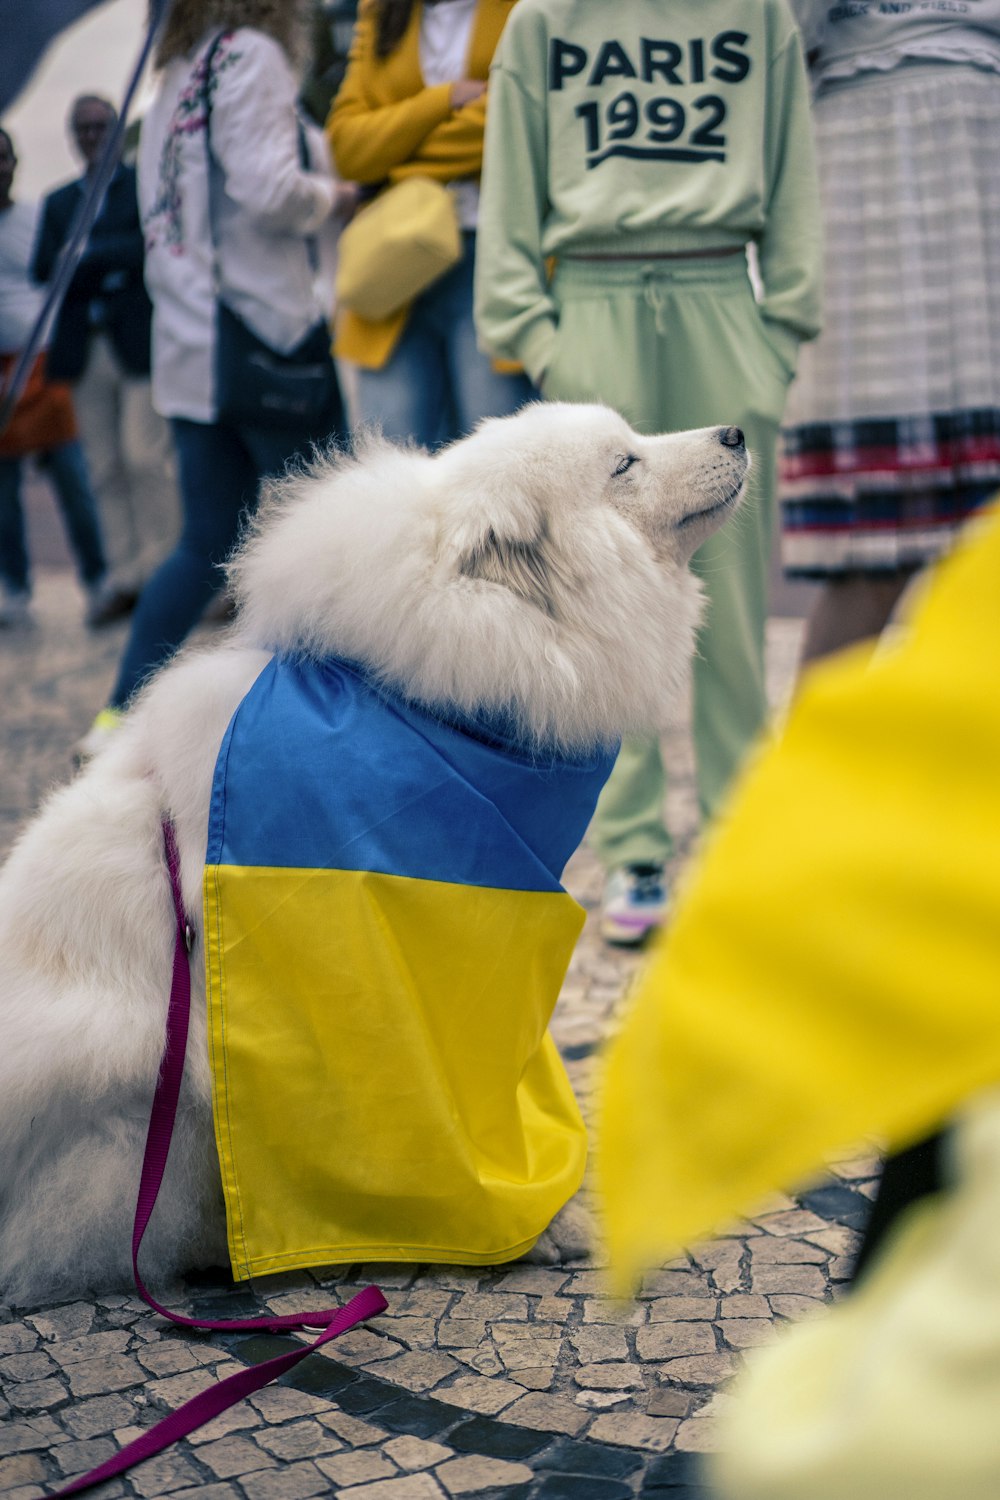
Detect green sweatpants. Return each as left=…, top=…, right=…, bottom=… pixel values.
left=542, top=255, right=793, bottom=868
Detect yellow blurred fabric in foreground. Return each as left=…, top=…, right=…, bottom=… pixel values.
left=599, top=502, right=1000, bottom=1281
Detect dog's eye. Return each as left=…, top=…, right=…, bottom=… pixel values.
left=613, top=453, right=639, bottom=477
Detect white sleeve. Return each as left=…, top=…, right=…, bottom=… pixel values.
left=209, top=30, right=336, bottom=235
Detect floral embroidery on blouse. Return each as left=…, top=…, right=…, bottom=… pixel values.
left=144, top=32, right=242, bottom=257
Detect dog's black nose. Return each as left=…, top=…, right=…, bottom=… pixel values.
left=719, top=426, right=745, bottom=449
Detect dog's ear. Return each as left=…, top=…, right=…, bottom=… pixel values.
left=459, top=521, right=554, bottom=616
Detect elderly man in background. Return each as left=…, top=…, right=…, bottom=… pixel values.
left=33, top=93, right=178, bottom=622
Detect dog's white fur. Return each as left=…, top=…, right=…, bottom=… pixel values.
left=0, top=402, right=747, bottom=1305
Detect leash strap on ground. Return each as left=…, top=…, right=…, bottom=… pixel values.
left=48, top=820, right=387, bottom=1497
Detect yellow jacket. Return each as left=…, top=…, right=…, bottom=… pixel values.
left=328, top=0, right=516, bottom=369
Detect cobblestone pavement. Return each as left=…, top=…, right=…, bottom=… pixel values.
left=0, top=574, right=877, bottom=1500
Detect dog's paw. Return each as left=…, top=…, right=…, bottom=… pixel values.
left=521, top=1199, right=595, bottom=1265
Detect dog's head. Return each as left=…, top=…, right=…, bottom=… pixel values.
left=230, top=402, right=748, bottom=753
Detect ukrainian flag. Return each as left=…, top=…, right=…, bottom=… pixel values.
left=204, top=657, right=615, bottom=1280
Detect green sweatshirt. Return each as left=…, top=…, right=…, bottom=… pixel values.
left=475, top=0, right=822, bottom=384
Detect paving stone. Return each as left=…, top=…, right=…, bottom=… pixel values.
left=135, top=1340, right=206, bottom=1376
left=114, top=1359, right=219, bottom=1404
left=159, top=1485, right=243, bottom=1500
left=45, top=1331, right=132, bottom=1366
left=769, top=1295, right=827, bottom=1320
left=509, top=1366, right=557, bottom=1391
left=0, top=1454, right=46, bottom=1489
left=0, top=1416, right=71, bottom=1456
left=383, top=1436, right=454, bottom=1471
left=575, top=1390, right=631, bottom=1410
left=186, top=1405, right=264, bottom=1444
left=494, top=1334, right=561, bottom=1374
left=645, top=1390, right=697, bottom=1419
left=447, top=1417, right=551, bottom=1461
left=674, top=1419, right=721, bottom=1453
left=718, top=1319, right=778, bottom=1350
left=750, top=1265, right=828, bottom=1297
left=573, top=1362, right=645, bottom=1390
left=589, top=1413, right=679, bottom=1451
left=453, top=1346, right=503, bottom=1377
left=581, top=1298, right=646, bottom=1326
left=321, top=1373, right=398, bottom=1416
left=130, top=1451, right=205, bottom=1495
left=753, top=1210, right=831, bottom=1238
left=27, top=1303, right=96, bottom=1342
left=438, top=1377, right=524, bottom=1415
left=387, top=1395, right=476, bottom=1441
left=316, top=1449, right=400, bottom=1485
left=397, top=1292, right=455, bottom=1319
left=749, top=1238, right=828, bottom=1264
left=502, top=1393, right=589, bottom=1436
left=798, top=1184, right=873, bottom=1231
left=534, top=1298, right=573, bottom=1323
left=317, top=1411, right=390, bottom=1446
left=535, top=1437, right=644, bottom=1479
left=636, top=1324, right=716, bottom=1361
left=531, top=1476, right=632, bottom=1500
left=436, top=1320, right=488, bottom=1350
left=329, top=1476, right=445, bottom=1500
left=435, top=1455, right=534, bottom=1492
left=638, top=1273, right=712, bottom=1299
left=0, top=1328, right=38, bottom=1358
left=492, top=1268, right=570, bottom=1296
left=364, top=1351, right=460, bottom=1392
left=804, top=1225, right=862, bottom=1257
left=246, top=1386, right=331, bottom=1423
left=369, top=1317, right=439, bottom=1350
left=330, top=1328, right=407, bottom=1367
left=655, top=1354, right=741, bottom=1385
left=646, top=1298, right=717, bottom=1322
left=718, top=1295, right=770, bottom=1320
left=62, top=1393, right=143, bottom=1439
left=197, top=1435, right=279, bottom=1478
left=0, top=1352, right=57, bottom=1383
left=239, top=1460, right=330, bottom=1500
left=448, top=1294, right=529, bottom=1322
left=253, top=1420, right=345, bottom=1462
left=568, top=1325, right=629, bottom=1363
left=7, top=1377, right=68, bottom=1411
left=51, top=1437, right=118, bottom=1475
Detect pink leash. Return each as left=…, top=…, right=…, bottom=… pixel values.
left=50, top=820, right=387, bottom=1497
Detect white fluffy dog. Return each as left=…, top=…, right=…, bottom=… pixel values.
left=0, top=402, right=747, bottom=1306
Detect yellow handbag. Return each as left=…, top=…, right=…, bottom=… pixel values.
left=335, top=176, right=463, bottom=322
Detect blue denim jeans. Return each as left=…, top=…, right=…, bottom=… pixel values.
left=0, top=440, right=106, bottom=594
left=353, top=232, right=534, bottom=448
left=109, top=418, right=316, bottom=707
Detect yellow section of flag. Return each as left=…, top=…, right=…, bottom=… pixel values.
left=599, top=506, right=1000, bottom=1280
left=205, top=864, right=587, bottom=1279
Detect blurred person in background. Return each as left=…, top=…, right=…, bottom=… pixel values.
left=79, top=0, right=344, bottom=757
left=781, top=0, right=1000, bottom=665
left=0, top=125, right=112, bottom=629
left=475, top=0, right=821, bottom=946
left=33, top=93, right=179, bottom=626
left=328, top=0, right=532, bottom=447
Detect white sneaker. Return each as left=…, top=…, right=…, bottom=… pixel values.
left=601, top=864, right=668, bottom=946
left=73, top=707, right=125, bottom=766
left=0, top=584, right=32, bottom=628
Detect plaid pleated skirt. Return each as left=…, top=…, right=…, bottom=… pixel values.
left=781, top=63, right=1000, bottom=577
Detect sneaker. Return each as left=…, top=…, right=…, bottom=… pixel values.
left=0, top=584, right=32, bottom=628
left=84, top=579, right=137, bottom=628
left=600, top=863, right=668, bottom=946
left=73, top=707, right=125, bottom=766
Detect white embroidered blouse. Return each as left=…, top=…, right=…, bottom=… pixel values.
left=138, top=27, right=335, bottom=422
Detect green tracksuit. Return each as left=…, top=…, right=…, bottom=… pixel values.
left=475, top=0, right=822, bottom=865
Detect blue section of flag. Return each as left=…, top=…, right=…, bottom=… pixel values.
left=207, top=657, right=617, bottom=892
